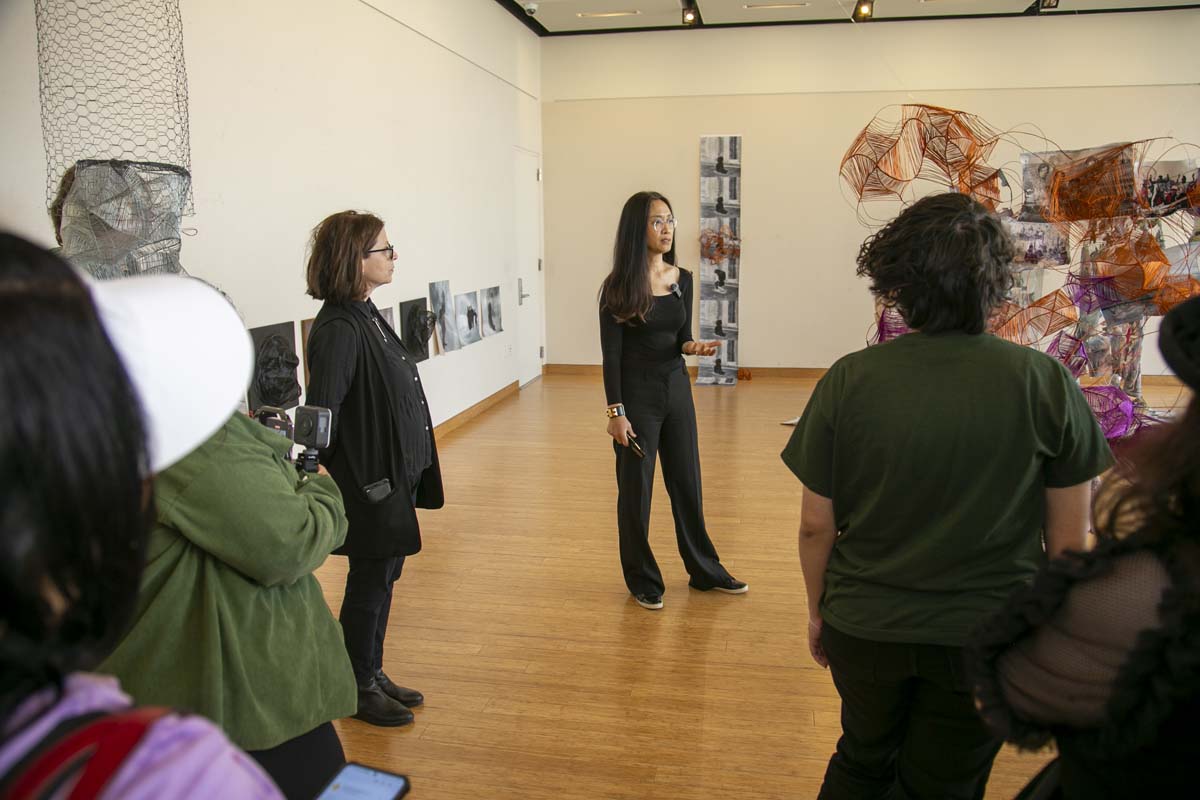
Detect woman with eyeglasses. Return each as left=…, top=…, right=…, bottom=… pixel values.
left=305, top=211, right=443, bottom=728
left=599, top=190, right=747, bottom=611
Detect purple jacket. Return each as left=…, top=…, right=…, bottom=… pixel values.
left=0, top=673, right=282, bottom=799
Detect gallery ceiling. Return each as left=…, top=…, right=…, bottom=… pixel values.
left=494, top=0, right=1199, bottom=35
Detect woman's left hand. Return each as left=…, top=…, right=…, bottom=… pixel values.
left=686, top=340, right=720, bottom=357
left=808, top=615, right=828, bottom=668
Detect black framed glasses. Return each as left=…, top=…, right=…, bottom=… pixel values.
left=366, top=244, right=396, bottom=260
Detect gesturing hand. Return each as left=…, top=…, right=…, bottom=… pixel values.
left=607, top=416, right=634, bottom=447
left=687, top=340, right=720, bottom=357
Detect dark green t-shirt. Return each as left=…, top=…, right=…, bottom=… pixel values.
left=781, top=332, right=1114, bottom=647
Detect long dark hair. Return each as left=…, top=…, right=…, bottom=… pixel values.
left=0, top=234, right=152, bottom=723
left=1095, top=393, right=1200, bottom=544
left=856, top=192, right=1014, bottom=334
left=599, top=191, right=676, bottom=324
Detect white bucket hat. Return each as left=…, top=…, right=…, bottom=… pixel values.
left=85, top=274, right=253, bottom=472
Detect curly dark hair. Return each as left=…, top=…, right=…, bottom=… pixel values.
left=856, top=192, right=1015, bottom=335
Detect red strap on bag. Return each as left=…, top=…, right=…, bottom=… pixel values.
left=7, top=707, right=170, bottom=800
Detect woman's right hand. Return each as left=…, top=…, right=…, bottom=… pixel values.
left=607, top=416, right=634, bottom=447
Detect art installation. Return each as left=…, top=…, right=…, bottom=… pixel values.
left=455, top=291, right=483, bottom=346
left=399, top=297, right=435, bottom=362
left=248, top=321, right=300, bottom=413
left=36, top=0, right=193, bottom=211
left=59, top=159, right=191, bottom=279
left=429, top=280, right=459, bottom=353
left=481, top=286, right=503, bottom=336
left=300, top=317, right=316, bottom=387
left=842, top=103, right=1200, bottom=441
left=697, top=135, right=742, bottom=386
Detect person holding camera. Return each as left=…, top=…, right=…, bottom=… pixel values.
left=0, top=234, right=281, bottom=798
left=304, top=211, right=443, bottom=728
left=97, top=408, right=358, bottom=797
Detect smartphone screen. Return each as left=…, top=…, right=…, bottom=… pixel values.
left=315, top=763, right=410, bottom=800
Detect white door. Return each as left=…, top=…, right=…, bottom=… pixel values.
left=514, top=149, right=544, bottom=386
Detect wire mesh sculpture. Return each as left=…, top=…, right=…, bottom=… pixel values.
left=36, top=0, right=193, bottom=211
left=59, top=159, right=190, bottom=279
left=842, top=104, right=1200, bottom=440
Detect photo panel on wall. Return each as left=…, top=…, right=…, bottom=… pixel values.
left=248, top=321, right=301, bottom=413
left=455, top=290, right=482, bottom=346
left=429, top=280, right=460, bottom=354
left=481, top=286, right=503, bottom=337
left=399, top=297, right=434, bottom=362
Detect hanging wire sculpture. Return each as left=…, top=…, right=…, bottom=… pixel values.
left=841, top=104, right=1200, bottom=441
left=36, top=0, right=193, bottom=212
left=59, top=159, right=191, bottom=279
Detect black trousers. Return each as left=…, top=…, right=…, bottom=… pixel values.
left=247, top=722, right=345, bottom=800
left=341, top=555, right=405, bottom=686
left=817, top=623, right=1001, bottom=800
left=614, top=359, right=730, bottom=596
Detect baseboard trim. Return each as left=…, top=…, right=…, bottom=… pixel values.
left=542, top=364, right=827, bottom=380
left=434, top=380, right=519, bottom=437
left=542, top=365, right=1184, bottom=387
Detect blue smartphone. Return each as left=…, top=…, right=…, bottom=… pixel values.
left=315, top=763, right=410, bottom=800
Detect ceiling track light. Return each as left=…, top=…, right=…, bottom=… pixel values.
left=852, top=0, right=874, bottom=22
left=682, top=3, right=699, bottom=26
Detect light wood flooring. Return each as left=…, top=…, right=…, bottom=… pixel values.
left=317, top=373, right=1188, bottom=799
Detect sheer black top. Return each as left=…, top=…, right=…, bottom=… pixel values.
left=598, top=268, right=695, bottom=405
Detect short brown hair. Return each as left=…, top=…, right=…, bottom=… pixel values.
left=305, top=210, right=385, bottom=303
left=49, top=164, right=77, bottom=245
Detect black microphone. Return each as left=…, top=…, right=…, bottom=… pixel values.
left=669, top=283, right=681, bottom=298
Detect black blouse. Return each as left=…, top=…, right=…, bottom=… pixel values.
left=315, top=300, right=432, bottom=488
left=599, top=268, right=695, bottom=405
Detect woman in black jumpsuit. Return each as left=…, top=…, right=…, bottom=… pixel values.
left=599, top=191, right=746, bottom=610
left=305, top=210, right=444, bottom=727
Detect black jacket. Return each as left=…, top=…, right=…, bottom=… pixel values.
left=306, top=300, right=443, bottom=557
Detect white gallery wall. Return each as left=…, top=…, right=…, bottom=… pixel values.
left=0, top=0, right=542, bottom=424
left=541, top=9, right=1200, bottom=375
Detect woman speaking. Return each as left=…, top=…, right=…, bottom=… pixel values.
left=599, top=191, right=746, bottom=610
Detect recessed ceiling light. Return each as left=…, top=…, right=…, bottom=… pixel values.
left=577, top=10, right=642, bottom=18
left=743, top=3, right=811, bottom=8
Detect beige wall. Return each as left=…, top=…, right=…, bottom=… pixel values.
left=541, top=10, right=1200, bottom=374
left=0, top=0, right=542, bottom=424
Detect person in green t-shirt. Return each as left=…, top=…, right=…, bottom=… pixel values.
left=781, top=193, right=1113, bottom=800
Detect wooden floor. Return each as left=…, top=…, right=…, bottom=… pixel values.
left=317, top=374, right=1187, bottom=800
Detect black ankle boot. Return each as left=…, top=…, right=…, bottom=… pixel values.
left=353, top=680, right=414, bottom=727
left=376, top=670, right=424, bottom=708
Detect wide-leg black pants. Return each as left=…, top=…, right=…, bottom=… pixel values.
left=614, top=358, right=731, bottom=596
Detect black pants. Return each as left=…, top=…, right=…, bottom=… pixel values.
left=818, top=622, right=1001, bottom=800
left=248, top=722, right=345, bottom=800
left=341, top=555, right=405, bottom=686
left=614, top=359, right=730, bottom=596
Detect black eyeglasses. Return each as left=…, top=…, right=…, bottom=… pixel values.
left=366, top=244, right=396, bottom=260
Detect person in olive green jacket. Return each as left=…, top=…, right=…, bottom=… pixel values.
left=99, top=411, right=357, bottom=800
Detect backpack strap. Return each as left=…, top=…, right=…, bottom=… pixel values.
left=4, top=706, right=170, bottom=800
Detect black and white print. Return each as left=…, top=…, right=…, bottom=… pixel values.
left=481, top=286, right=503, bottom=336
left=697, top=135, right=742, bottom=386
left=455, top=290, right=482, bottom=346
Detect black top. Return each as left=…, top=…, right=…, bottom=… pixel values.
left=599, top=268, right=695, bottom=405
left=306, top=299, right=443, bottom=558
